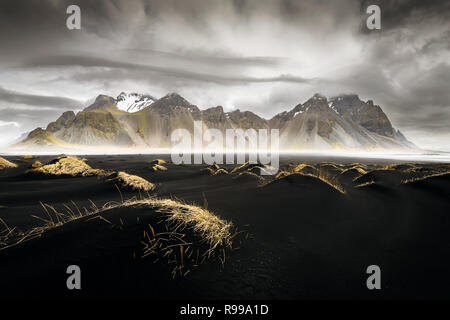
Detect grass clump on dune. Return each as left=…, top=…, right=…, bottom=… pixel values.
left=201, top=163, right=228, bottom=176
left=1, top=195, right=236, bottom=277
left=212, top=168, right=228, bottom=176
left=112, top=171, right=155, bottom=191
left=150, top=159, right=168, bottom=171
left=152, top=164, right=168, bottom=172
left=265, top=165, right=346, bottom=194
left=139, top=198, right=233, bottom=253
left=230, top=161, right=266, bottom=174
left=30, top=161, right=43, bottom=169
left=402, top=171, right=450, bottom=184
left=355, top=180, right=375, bottom=188
left=29, top=156, right=107, bottom=177
left=274, top=170, right=290, bottom=179
left=341, top=166, right=367, bottom=175
left=292, top=163, right=317, bottom=175
left=150, top=159, right=167, bottom=165
left=27, top=156, right=157, bottom=194
left=234, top=171, right=263, bottom=182
left=312, top=168, right=346, bottom=194
left=0, top=157, right=18, bottom=170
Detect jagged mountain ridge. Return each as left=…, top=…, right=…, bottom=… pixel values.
left=15, top=92, right=416, bottom=151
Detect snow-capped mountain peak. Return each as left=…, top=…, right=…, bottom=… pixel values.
left=115, top=92, right=157, bottom=112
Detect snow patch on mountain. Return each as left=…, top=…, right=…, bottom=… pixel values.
left=116, top=92, right=157, bottom=112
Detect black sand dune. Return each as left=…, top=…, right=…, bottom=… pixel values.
left=1, top=154, right=450, bottom=299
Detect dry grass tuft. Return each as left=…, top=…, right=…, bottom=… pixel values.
left=230, top=161, right=261, bottom=174
left=152, top=164, right=168, bottom=172
left=113, top=171, right=155, bottom=191
left=150, top=159, right=167, bottom=166
left=347, top=162, right=368, bottom=169
left=0, top=157, right=18, bottom=170
left=355, top=180, right=375, bottom=188
left=201, top=163, right=228, bottom=176
left=212, top=168, right=228, bottom=176
left=383, top=163, right=417, bottom=171
left=319, top=162, right=343, bottom=170
left=230, top=161, right=273, bottom=177
left=292, top=163, right=317, bottom=175
left=139, top=198, right=233, bottom=252
left=262, top=166, right=346, bottom=194
left=209, top=163, right=221, bottom=171
left=341, top=166, right=367, bottom=175
left=138, top=197, right=236, bottom=277
left=30, top=161, right=43, bottom=169
left=274, top=170, right=290, bottom=179
left=267, top=167, right=345, bottom=193
left=402, top=171, right=450, bottom=184
left=28, top=156, right=107, bottom=177
left=312, top=168, right=346, bottom=194
left=0, top=195, right=236, bottom=277
left=235, top=171, right=263, bottom=182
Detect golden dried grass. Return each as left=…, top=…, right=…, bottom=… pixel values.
left=355, top=180, right=375, bottom=188
left=212, top=168, right=228, bottom=176
left=402, top=171, right=450, bottom=184
left=0, top=195, right=235, bottom=277
left=312, top=168, right=346, bottom=194
left=29, top=156, right=107, bottom=177
left=0, top=157, right=18, bottom=170
left=30, top=161, right=43, bottom=168
left=138, top=198, right=233, bottom=253
left=341, top=166, right=367, bottom=175
left=150, top=159, right=167, bottom=166
left=268, top=163, right=346, bottom=194
left=152, top=164, right=168, bottom=172
left=292, top=163, right=317, bottom=174
left=114, top=171, right=155, bottom=191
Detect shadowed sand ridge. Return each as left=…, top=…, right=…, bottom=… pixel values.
left=264, top=163, right=346, bottom=194
left=1, top=155, right=450, bottom=299
left=0, top=195, right=235, bottom=280
left=264, top=171, right=346, bottom=195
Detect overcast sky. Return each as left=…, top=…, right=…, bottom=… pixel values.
left=0, top=0, right=449, bottom=150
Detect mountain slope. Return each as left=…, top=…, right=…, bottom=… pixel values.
left=270, top=94, right=416, bottom=150
left=11, top=92, right=417, bottom=151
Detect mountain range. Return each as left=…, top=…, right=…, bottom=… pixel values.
left=10, top=92, right=416, bottom=152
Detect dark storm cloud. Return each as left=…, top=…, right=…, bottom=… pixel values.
left=0, top=87, right=82, bottom=108
left=121, top=49, right=285, bottom=67
left=0, top=0, right=449, bottom=149
left=0, top=107, right=70, bottom=122
left=359, top=0, right=450, bottom=32
left=23, top=55, right=314, bottom=85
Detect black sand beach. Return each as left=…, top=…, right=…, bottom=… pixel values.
left=0, top=154, right=449, bottom=299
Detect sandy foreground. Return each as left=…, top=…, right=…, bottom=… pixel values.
left=0, top=154, right=449, bottom=299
